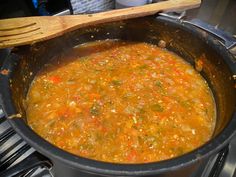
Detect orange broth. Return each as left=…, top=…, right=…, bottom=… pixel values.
left=26, top=40, right=216, bottom=163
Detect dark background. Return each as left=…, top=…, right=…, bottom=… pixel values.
left=0, top=0, right=70, bottom=18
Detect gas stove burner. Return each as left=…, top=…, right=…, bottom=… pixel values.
left=0, top=106, right=51, bottom=177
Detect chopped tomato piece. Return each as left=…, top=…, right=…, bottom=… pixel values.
left=127, top=150, right=138, bottom=161
left=89, top=93, right=101, bottom=100
left=48, top=76, right=61, bottom=84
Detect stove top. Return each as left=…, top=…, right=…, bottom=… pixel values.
left=0, top=0, right=236, bottom=176
left=0, top=106, right=52, bottom=177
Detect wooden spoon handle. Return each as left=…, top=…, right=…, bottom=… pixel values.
left=0, top=0, right=200, bottom=48
left=60, top=0, right=201, bottom=31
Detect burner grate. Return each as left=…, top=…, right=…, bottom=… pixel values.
left=0, top=106, right=52, bottom=177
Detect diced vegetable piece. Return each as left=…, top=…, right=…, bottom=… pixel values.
left=195, top=59, right=203, bottom=72
left=158, top=40, right=166, bottom=48
left=124, top=105, right=138, bottom=114
left=48, top=76, right=61, bottom=84
left=127, top=150, right=137, bottom=161
left=138, top=64, right=148, bottom=70
left=111, top=80, right=122, bottom=86
left=89, top=93, right=101, bottom=100
left=90, top=103, right=101, bottom=116
left=151, top=103, right=164, bottom=112
left=171, top=147, right=184, bottom=156
left=155, top=81, right=162, bottom=87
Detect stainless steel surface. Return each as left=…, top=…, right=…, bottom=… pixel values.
left=198, top=155, right=219, bottom=177
left=1, top=134, right=22, bottom=155
left=10, top=147, right=35, bottom=168
left=53, top=9, right=71, bottom=16
left=0, top=121, right=10, bottom=134
left=24, top=166, right=52, bottom=177
left=219, top=136, right=236, bottom=177
left=158, top=12, right=186, bottom=20
left=158, top=11, right=236, bottom=56
left=0, top=108, right=36, bottom=172
left=194, top=0, right=236, bottom=34
left=0, top=108, right=3, bottom=117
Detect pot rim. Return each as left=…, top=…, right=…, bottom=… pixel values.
left=1, top=17, right=236, bottom=176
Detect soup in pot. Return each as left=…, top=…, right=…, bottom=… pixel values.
left=26, top=40, right=216, bottom=163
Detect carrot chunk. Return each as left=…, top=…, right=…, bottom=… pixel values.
left=48, top=76, right=61, bottom=84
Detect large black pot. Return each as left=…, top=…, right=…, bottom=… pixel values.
left=0, top=16, right=236, bottom=177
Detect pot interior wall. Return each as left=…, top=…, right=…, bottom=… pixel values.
left=10, top=16, right=236, bottom=140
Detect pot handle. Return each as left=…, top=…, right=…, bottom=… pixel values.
left=183, top=18, right=236, bottom=50
left=158, top=13, right=236, bottom=55
left=0, top=151, right=52, bottom=177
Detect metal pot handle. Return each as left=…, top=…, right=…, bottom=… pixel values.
left=183, top=19, right=236, bottom=50
left=158, top=13, right=236, bottom=55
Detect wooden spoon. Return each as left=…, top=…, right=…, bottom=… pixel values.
left=0, top=0, right=200, bottom=49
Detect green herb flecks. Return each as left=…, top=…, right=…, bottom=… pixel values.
left=151, top=103, right=164, bottom=112
left=111, top=80, right=122, bottom=86
left=90, top=103, right=101, bottom=116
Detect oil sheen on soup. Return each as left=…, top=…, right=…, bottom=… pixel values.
left=26, top=40, right=216, bottom=163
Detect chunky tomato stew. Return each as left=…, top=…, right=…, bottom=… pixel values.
left=26, top=40, right=216, bottom=163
